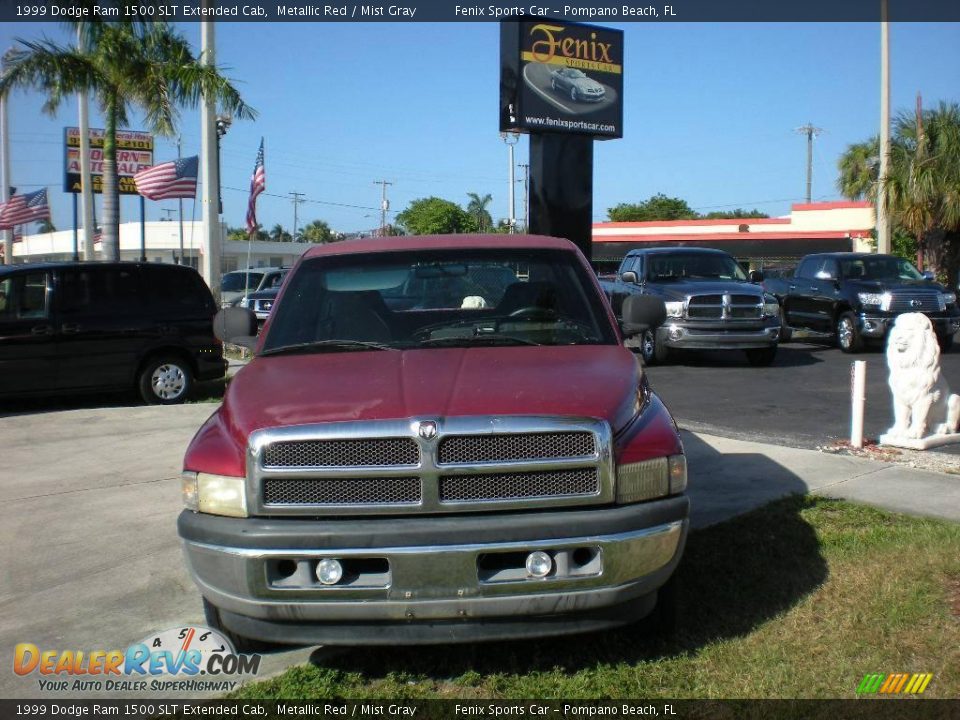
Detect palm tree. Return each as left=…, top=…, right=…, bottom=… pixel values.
left=269, top=224, right=291, bottom=243
left=466, top=192, right=493, bottom=233
left=36, top=218, right=56, bottom=233
left=299, top=219, right=334, bottom=244
left=0, top=20, right=255, bottom=261
left=837, top=102, right=960, bottom=286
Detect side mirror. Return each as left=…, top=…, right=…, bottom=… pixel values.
left=621, top=295, right=667, bottom=336
left=748, top=270, right=764, bottom=283
left=922, top=270, right=935, bottom=281
left=814, top=270, right=835, bottom=281
left=213, top=307, right=258, bottom=350
left=621, top=270, right=639, bottom=284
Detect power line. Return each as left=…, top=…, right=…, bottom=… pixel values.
left=221, top=185, right=379, bottom=211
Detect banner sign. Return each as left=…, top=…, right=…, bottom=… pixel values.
left=64, top=127, right=154, bottom=194
left=500, top=20, right=624, bottom=140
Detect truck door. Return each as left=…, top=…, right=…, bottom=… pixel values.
left=0, top=271, right=57, bottom=395
left=807, top=257, right=841, bottom=332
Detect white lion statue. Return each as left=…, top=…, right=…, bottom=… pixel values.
left=886, top=313, right=960, bottom=439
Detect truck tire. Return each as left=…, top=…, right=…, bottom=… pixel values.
left=640, top=330, right=670, bottom=365
left=744, top=346, right=778, bottom=367
left=138, top=354, right=193, bottom=405
left=779, top=325, right=793, bottom=343
left=202, top=598, right=267, bottom=654
left=836, top=312, right=863, bottom=353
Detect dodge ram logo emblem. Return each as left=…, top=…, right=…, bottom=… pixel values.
left=417, top=421, right=437, bottom=439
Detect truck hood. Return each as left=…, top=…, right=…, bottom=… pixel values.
left=221, top=345, right=643, bottom=444
left=650, top=280, right=765, bottom=300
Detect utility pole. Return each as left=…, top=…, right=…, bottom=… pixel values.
left=795, top=123, right=823, bottom=204
left=161, top=209, right=176, bottom=221
left=77, top=27, right=96, bottom=262
left=289, top=191, right=305, bottom=241
left=877, top=0, right=892, bottom=255
left=518, top=163, right=529, bottom=232
left=373, top=180, right=392, bottom=236
left=501, top=132, right=519, bottom=232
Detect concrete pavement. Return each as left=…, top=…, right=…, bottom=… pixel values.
left=0, top=404, right=956, bottom=699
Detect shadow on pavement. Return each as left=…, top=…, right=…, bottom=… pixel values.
left=305, top=433, right=827, bottom=677
left=665, top=344, right=827, bottom=368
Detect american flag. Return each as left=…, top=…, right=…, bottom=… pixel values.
left=245, top=139, right=265, bottom=236
left=0, top=188, right=50, bottom=229
left=134, top=156, right=198, bottom=200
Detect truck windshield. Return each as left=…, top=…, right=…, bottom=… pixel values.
left=839, top=256, right=923, bottom=281
left=646, top=253, right=748, bottom=281
left=261, top=249, right=617, bottom=354
left=221, top=271, right=263, bottom=292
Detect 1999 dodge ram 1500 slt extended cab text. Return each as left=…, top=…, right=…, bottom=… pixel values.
left=178, top=234, right=687, bottom=647
left=599, top=247, right=782, bottom=366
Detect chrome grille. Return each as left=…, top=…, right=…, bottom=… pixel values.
left=439, top=468, right=599, bottom=502
left=887, top=291, right=941, bottom=313
left=264, top=477, right=421, bottom=505
left=686, top=293, right=762, bottom=320
left=438, top=432, right=595, bottom=464
left=262, top=438, right=419, bottom=468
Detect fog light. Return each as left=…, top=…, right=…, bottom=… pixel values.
left=525, top=551, right=553, bottom=578
left=316, top=558, right=343, bottom=585
left=668, top=325, right=683, bottom=341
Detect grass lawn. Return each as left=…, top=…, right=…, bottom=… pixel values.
left=229, top=496, right=960, bottom=700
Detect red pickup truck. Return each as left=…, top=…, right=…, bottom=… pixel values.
left=178, top=234, right=688, bottom=647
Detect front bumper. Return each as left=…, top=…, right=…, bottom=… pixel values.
left=858, top=312, right=960, bottom=338
left=178, top=497, right=688, bottom=644
left=657, top=318, right=781, bottom=350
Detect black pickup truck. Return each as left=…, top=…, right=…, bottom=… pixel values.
left=599, top=247, right=782, bottom=365
left=763, top=252, right=960, bottom=352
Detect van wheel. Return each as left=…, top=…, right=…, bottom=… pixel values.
left=138, top=355, right=193, bottom=405
left=745, top=346, right=778, bottom=366
left=836, top=312, right=863, bottom=353
left=202, top=598, right=265, bottom=654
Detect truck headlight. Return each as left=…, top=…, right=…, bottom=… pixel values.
left=941, top=292, right=956, bottom=309
left=182, top=472, right=248, bottom=517
left=664, top=301, right=684, bottom=318
left=858, top=292, right=891, bottom=310
left=762, top=294, right=780, bottom=318
left=616, top=454, right=686, bottom=504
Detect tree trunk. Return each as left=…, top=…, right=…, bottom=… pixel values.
left=924, top=229, right=960, bottom=289
left=101, top=97, right=121, bottom=262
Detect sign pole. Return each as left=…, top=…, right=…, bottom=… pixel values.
left=528, top=133, right=594, bottom=261
left=72, top=193, right=79, bottom=261
left=140, top=195, right=146, bottom=262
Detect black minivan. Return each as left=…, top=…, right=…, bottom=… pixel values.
left=0, top=262, right=226, bottom=404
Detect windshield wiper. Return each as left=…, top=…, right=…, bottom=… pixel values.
left=261, top=339, right=398, bottom=356
left=417, top=334, right=542, bottom=348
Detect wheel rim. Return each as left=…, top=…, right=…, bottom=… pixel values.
left=641, top=331, right=655, bottom=361
left=838, top=318, right=853, bottom=348
left=151, top=363, right=186, bottom=400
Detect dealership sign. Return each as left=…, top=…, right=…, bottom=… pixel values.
left=64, top=127, right=154, bottom=195
left=500, top=20, right=624, bottom=139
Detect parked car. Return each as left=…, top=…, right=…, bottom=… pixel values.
left=0, top=262, right=226, bottom=404
left=599, top=247, right=781, bottom=366
left=179, top=234, right=687, bottom=648
left=550, top=67, right=606, bottom=102
left=239, top=286, right=279, bottom=323
left=220, top=267, right=287, bottom=307
left=763, top=252, right=960, bottom=352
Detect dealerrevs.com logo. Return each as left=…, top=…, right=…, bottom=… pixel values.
left=14, top=626, right=261, bottom=693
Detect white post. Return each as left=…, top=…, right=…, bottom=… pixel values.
left=200, top=18, right=221, bottom=301
left=78, top=26, right=96, bottom=261
left=851, top=360, right=867, bottom=449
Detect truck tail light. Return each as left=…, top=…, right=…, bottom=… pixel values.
left=616, top=454, right=686, bottom=504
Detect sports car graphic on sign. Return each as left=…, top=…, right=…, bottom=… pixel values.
left=549, top=67, right=606, bottom=102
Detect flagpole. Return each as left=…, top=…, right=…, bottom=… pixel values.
left=177, top=136, right=184, bottom=265
left=72, top=193, right=79, bottom=261
left=140, top=195, right=146, bottom=262
left=1, top=49, right=12, bottom=265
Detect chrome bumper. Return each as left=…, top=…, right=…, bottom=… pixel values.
left=859, top=313, right=960, bottom=338
left=657, top=322, right=780, bottom=350
left=180, top=514, right=686, bottom=625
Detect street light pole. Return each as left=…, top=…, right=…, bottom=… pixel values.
left=501, top=132, right=519, bottom=233
left=877, top=0, right=892, bottom=255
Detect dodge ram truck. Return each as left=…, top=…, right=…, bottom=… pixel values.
left=600, top=247, right=781, bottom=366
left=179, top=234, right=688, bottom=647
left=763, top=252, right=960, bottom=352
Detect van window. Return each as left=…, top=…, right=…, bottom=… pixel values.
left=0, top=272, right=50, bottom=321
left=144, top=266, right=213, bottom=312
left=59, top=267, right=141, bottom=317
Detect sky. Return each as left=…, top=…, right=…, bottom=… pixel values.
left=1, top=20, right=959, bottom=236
